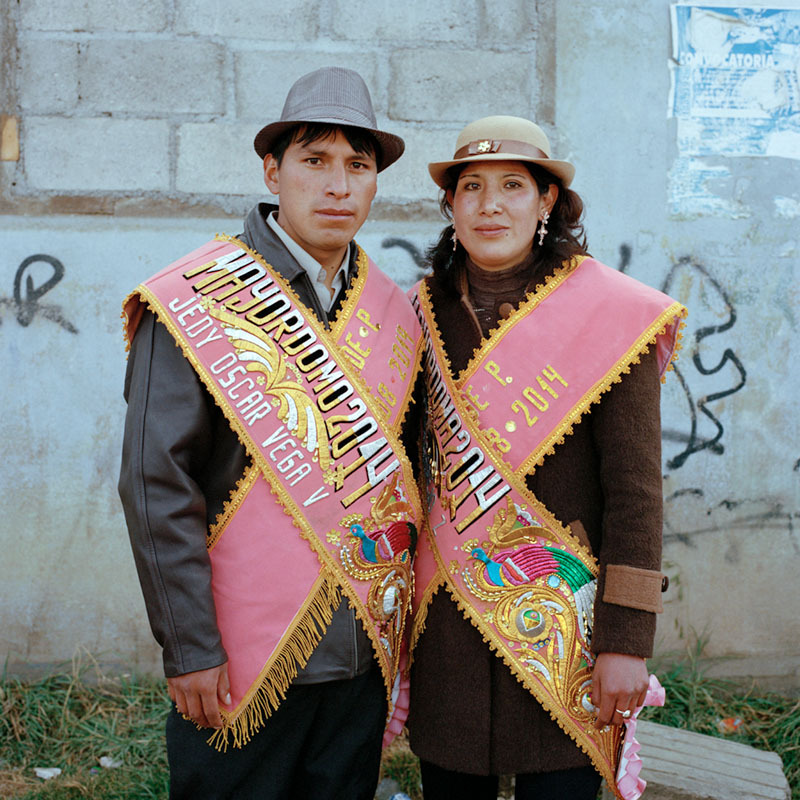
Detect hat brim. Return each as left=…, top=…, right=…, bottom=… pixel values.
left=254, top=118, right=404, bottom=173
left=428, top=152, right=575, bottom=189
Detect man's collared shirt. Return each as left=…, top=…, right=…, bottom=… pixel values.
left=267, top=211, right=350, bottom=314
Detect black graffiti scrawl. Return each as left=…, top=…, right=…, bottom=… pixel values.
left=381, top=237, right=428, bottom=284
left=660, top=256, right=745, bottom=470
left=0, top=254, right=78, bottom=333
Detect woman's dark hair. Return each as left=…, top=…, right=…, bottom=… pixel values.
left=427, top=161, right=588, bottom=293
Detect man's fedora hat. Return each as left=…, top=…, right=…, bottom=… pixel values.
left=254, top=66, right=405, bottom=172
left=428, top=115, right=575, bottom=188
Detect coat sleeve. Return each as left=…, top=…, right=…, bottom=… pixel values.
left=118, top=309, right=227, bottom=677
left=589, top=345, right=664, bottom=658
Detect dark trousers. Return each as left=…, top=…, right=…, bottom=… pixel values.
left=420, top=760, right=602, bottom=800
left=167, top=665, right=386, bottom=800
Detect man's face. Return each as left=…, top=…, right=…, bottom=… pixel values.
left=264, top=129, right=378, bottom=269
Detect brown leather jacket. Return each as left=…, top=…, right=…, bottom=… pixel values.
left=118, top=203, right=378, bottom=680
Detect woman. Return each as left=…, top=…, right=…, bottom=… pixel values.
left=408, top=116, right=685, bottom=799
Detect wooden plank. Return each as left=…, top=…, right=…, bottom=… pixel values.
left=640, top=767, right=789, bottom=800
left=600, top=721, right=790, bottom=800
left=637, top=721, right=783, bottom=765
left=638, top=740, right=785, bottom=782
left=637, top=721, right=786, bottom=782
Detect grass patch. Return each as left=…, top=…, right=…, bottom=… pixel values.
left=643, top=639, right=800, bottom=799
left=2, top=644, right=797, bottom=799
left=0, top=652, right=170, bottom=799
left=380, top=732, right=422, bottom=799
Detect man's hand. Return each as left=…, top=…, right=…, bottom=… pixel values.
left=167, top=663, right=231, bottom=729
left=591, top=652, right=649, bottom=728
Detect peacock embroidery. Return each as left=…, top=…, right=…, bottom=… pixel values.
left=339, top=473, right=416, bottom=673
left=460, top=495, right=600, bottom=729
left=469, top=538, right=595, bottom=644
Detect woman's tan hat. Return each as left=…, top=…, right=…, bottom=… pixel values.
left=428, top=115, right=575, bottom=188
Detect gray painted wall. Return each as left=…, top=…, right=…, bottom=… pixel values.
left=556, top=0, right=800, bottom=687
left=1, top=0, right=798, bottom=688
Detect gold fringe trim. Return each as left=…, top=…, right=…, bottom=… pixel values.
left=516, top=301, right=688, bottom=477
left=415, top=271, right=682, bottom=797
left=457, top=255, right=583, bottom=385
left=128, top=242, right=423, bottom=730
left=418, top=267, right=687, bottom=481
left=328, top=244, right=369, bottom=340
left=392, top=337, right=425, bottom=433
left=214, top=234, right=423, bottom=515
left=408, top=572, right=446, bottom=663
left=661, top=308, right=687, bottom=382
left=121, top=291, right=144, bottom=356
left=207, top=237, right=423, bottom=706
left=207, top=461, right=258, bottom=552
left=208, top=571, right=342, bottom=751
left=127, top=288, right=364, bottom=653
left=326, top=243, right=423, bottom=433
left=120, top=308, right=131, bottom=354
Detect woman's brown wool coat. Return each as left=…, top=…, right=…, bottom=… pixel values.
left=408, top=261, right=664, bottom=776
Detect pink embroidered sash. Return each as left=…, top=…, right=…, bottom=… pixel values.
left=123, top=236, right=423, bottom=749
left=411, top=256, right=685, bottom=797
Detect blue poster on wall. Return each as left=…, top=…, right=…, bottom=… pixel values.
left=669, top=4, right=800, bottom=159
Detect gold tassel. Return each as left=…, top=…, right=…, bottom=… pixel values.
left=208, top=573, right=342, bottom=751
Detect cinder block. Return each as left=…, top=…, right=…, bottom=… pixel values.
left=18, top=38, right=79, bottom=113
left=375, top=123, right=461, bottom=202
left=389, top=49, right=532, bottom=122
left=19, top=0, right=168, bottom=32
left=79, top=40, right=224, bottom=115
left=24, top=117, right=170, bottom=191
left=235, top=52, right=379, bottom=122
left=329, top=0, right=475, bottom=42
left=176, top=122, right=267, bottom=196
left=477, top=0, right=537, bottom=44
left=174, top=0, right=320, bottom=41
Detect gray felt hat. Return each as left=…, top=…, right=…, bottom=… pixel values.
left=253, top=67, right=405, bottom=172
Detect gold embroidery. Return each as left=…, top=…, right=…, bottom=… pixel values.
left=413, top=275, right=686, bottom=794
left=329, top=245, right=369, bottom=339
left=456, top=256, right=582, bottom=386
left=414, top=283, right=621, bottom=788
left=515, top=304, right=686, bottom=478
left=210, top=306, right=332, bottom=470
left=338, top=474, right=416, bottom=675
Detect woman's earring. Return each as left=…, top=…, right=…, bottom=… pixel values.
left=537, top=211, right=550, bottom=247
left=451, top=227, right=458, bottom=251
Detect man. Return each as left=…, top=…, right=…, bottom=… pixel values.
left=119, top=67, right=422, bottom=799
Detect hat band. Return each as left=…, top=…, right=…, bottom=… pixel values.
left=453, top=138, right=548, bottom=160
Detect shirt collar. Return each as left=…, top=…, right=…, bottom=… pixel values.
left=266, top=211, right=350, bottom=313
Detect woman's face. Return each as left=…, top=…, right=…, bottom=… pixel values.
left=450, top=160, right=557, bottom=272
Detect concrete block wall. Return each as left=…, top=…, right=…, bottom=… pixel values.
left=0, top=0, right=548, bottom=677
left=2, top=0, right=546, bottom=219
left=1, top=0, right=799, bottom=691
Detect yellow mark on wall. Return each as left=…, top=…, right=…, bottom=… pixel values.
left=1, top=116, right=19, bottom=162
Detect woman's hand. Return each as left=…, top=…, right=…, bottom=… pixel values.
left=167, top=662, right=231, bottom=729
left=591, top=652, right=649, bottom=728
